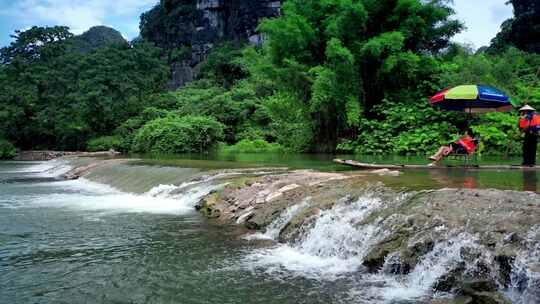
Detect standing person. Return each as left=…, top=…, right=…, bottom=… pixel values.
left=518, top=105, right=540, bottom=166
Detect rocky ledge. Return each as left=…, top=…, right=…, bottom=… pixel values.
left=14, top=150, right=121, bottom=161
left=196, top=172, right=540, bottom=304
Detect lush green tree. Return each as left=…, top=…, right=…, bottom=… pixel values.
left=132, top=115, right=225, bottom=153
left=256, top=0, right=463, bottom=151
left=0, top=27, right=169, bottom=150
left=199, top=43, right=248, bottom=88
left=0, top=26, right=73, bottom=64
left=490, top=0, right=540, bottom=53
left=0, top=139, right=17, bottom=159
left=86, top=136, right=123, bottom=152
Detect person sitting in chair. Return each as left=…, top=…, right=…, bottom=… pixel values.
left=429, top=130, right=478, bottom=166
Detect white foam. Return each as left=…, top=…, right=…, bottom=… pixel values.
left=2, top=159, right=71, bottom=176
left=244, top=198, right=311, bottom=241
left=24, top=159, right=72, bottom=176
left=375, top=234, right=480, bottom=303
left=505, top=226, right=540, bottom=304
left=242, top=195, right=384, bottom=279
left=13, top=178, right=220, bottom=215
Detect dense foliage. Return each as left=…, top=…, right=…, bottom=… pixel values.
left=1, top=0, right=539, bottom=157
left=0, top=26, right=169, bottom=151
left=252, top=0, right=462, bottom=151
left=0, top=139, right=17, bottom=159
left=221, top=139, right=284, bottom=153
left=132, top=115, right=224, bottom=153
left=490, top=0, right=540, bottom=53
left=86, top=136, right=123, bottom=152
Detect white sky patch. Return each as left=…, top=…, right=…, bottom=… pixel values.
left=451, top=0, right=513, bottom=49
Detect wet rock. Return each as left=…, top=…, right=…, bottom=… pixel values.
left=461, top=279, right=498, bottom=293
left=434, top=263, right=466, bottom=292
left=195, top=171, right=540, bottom=297
left=15, top=150, right=121, bottom=161
left=503, top=232, right=522, bottom=244
left=200, top=170, right=352, bottom=225
left=463, top=292, right=511, bottom=304
left=362, top=230, right=411, bottom=272
left=61, top=158, right=127, bottom=180
left=198, top=193, right=222, bottom=218
left=370, top=169, right=401, bottom=176
left=401, top=238, right=435, bottom=268
left=494, top=252, right=516, bottom=286
left=430, top=296, right=473, bottom=304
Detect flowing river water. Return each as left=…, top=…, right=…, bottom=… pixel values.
left=1, top=156, right=539, bottom=303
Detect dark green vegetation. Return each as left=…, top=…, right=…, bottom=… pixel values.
left=490, top=0, right=540, bottom=54
left=1, top=0, right=539, bottom=158
left=0, top=26, right=168, bottom=152
left=0, top=139, right=17, bottom=159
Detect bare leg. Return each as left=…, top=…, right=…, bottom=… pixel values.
left=429, top=146, right=453, bottom=164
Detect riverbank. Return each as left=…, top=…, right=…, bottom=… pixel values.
left=49, top=156, right=540, bottom=304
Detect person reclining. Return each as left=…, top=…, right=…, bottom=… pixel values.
left=429, top=131, right=477, bottom=165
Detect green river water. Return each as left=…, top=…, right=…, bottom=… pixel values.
left=0, top=154, right=538, bottom=304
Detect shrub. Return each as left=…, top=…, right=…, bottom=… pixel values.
left=86, top=136, right=122, bottom=152
left=115, top=107, right=170, bottom=151
left=221, top=139, right=284, bottom=153
left=132, top=115, right=225, bottom=153
left=0, top=139, right=17, bottom=159
left=470, top=112, right=521, bottom=155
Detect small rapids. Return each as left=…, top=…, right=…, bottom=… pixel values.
left=4, top=178, right=221, bottom=215
left=1, top=159, right=223, bottom=215
left=243, top=194, right=384, bottom=279
left=4, top=159, right=72, bottom=176
left=370, top=234, right=483, bottom=303
left=240, top=189, right=539, bottom=304
left=506, top=225, right=540, bottom=304
left=244, top=198, right=312, bottom=241
left=3, top=158, right=539, bottom=304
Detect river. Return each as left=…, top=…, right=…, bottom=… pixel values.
left=0, top=156, right=538, bottom=303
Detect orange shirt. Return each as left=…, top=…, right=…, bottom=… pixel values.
left=456, top=135, right=476, bottom=154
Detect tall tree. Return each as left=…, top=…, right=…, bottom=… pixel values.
left=0, top=26, right=73, bottom=65
left=490, top=0, right=540, bottom=53
left=0, top=27, right=169, bottom=150
left=258, top=0, right=462, bottom=151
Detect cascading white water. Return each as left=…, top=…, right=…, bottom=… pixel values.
left=4, top=159, right=73, bottom=176
left=244, top=198, right=312, bottom=241
left=7, top=175, right=222, bottom=215
left=506, top=225, right=540, bottom=304
left=375, top=233, right=482, bottom=302
left=242, top=194, right=385, bottom=279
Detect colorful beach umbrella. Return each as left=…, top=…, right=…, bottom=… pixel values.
left=429, top=85, right=514, bottom=113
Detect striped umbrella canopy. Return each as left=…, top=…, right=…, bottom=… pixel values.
left=429, top=85, right=514, bottom=113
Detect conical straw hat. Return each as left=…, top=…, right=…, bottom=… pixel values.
left=519, top=105, right=536, bottom=112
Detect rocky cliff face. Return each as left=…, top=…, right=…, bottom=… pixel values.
left=141, top=0, right=281, bottom=88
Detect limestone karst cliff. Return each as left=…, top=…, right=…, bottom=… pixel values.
left=140, top=0, right=281, bottom=88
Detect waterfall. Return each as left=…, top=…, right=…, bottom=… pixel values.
left=3, top=159, right=73, bottom=176
left=376, top=233, right=482, bottom=302
left=3, top=159, right=223, bottom=215
left=13, top=178, right=221, bottom=215
left=506, top=225, right=540, bottom=304
left=244, top=198, right=312, bottom=241
left=242, top=194, right=385, bottom=279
